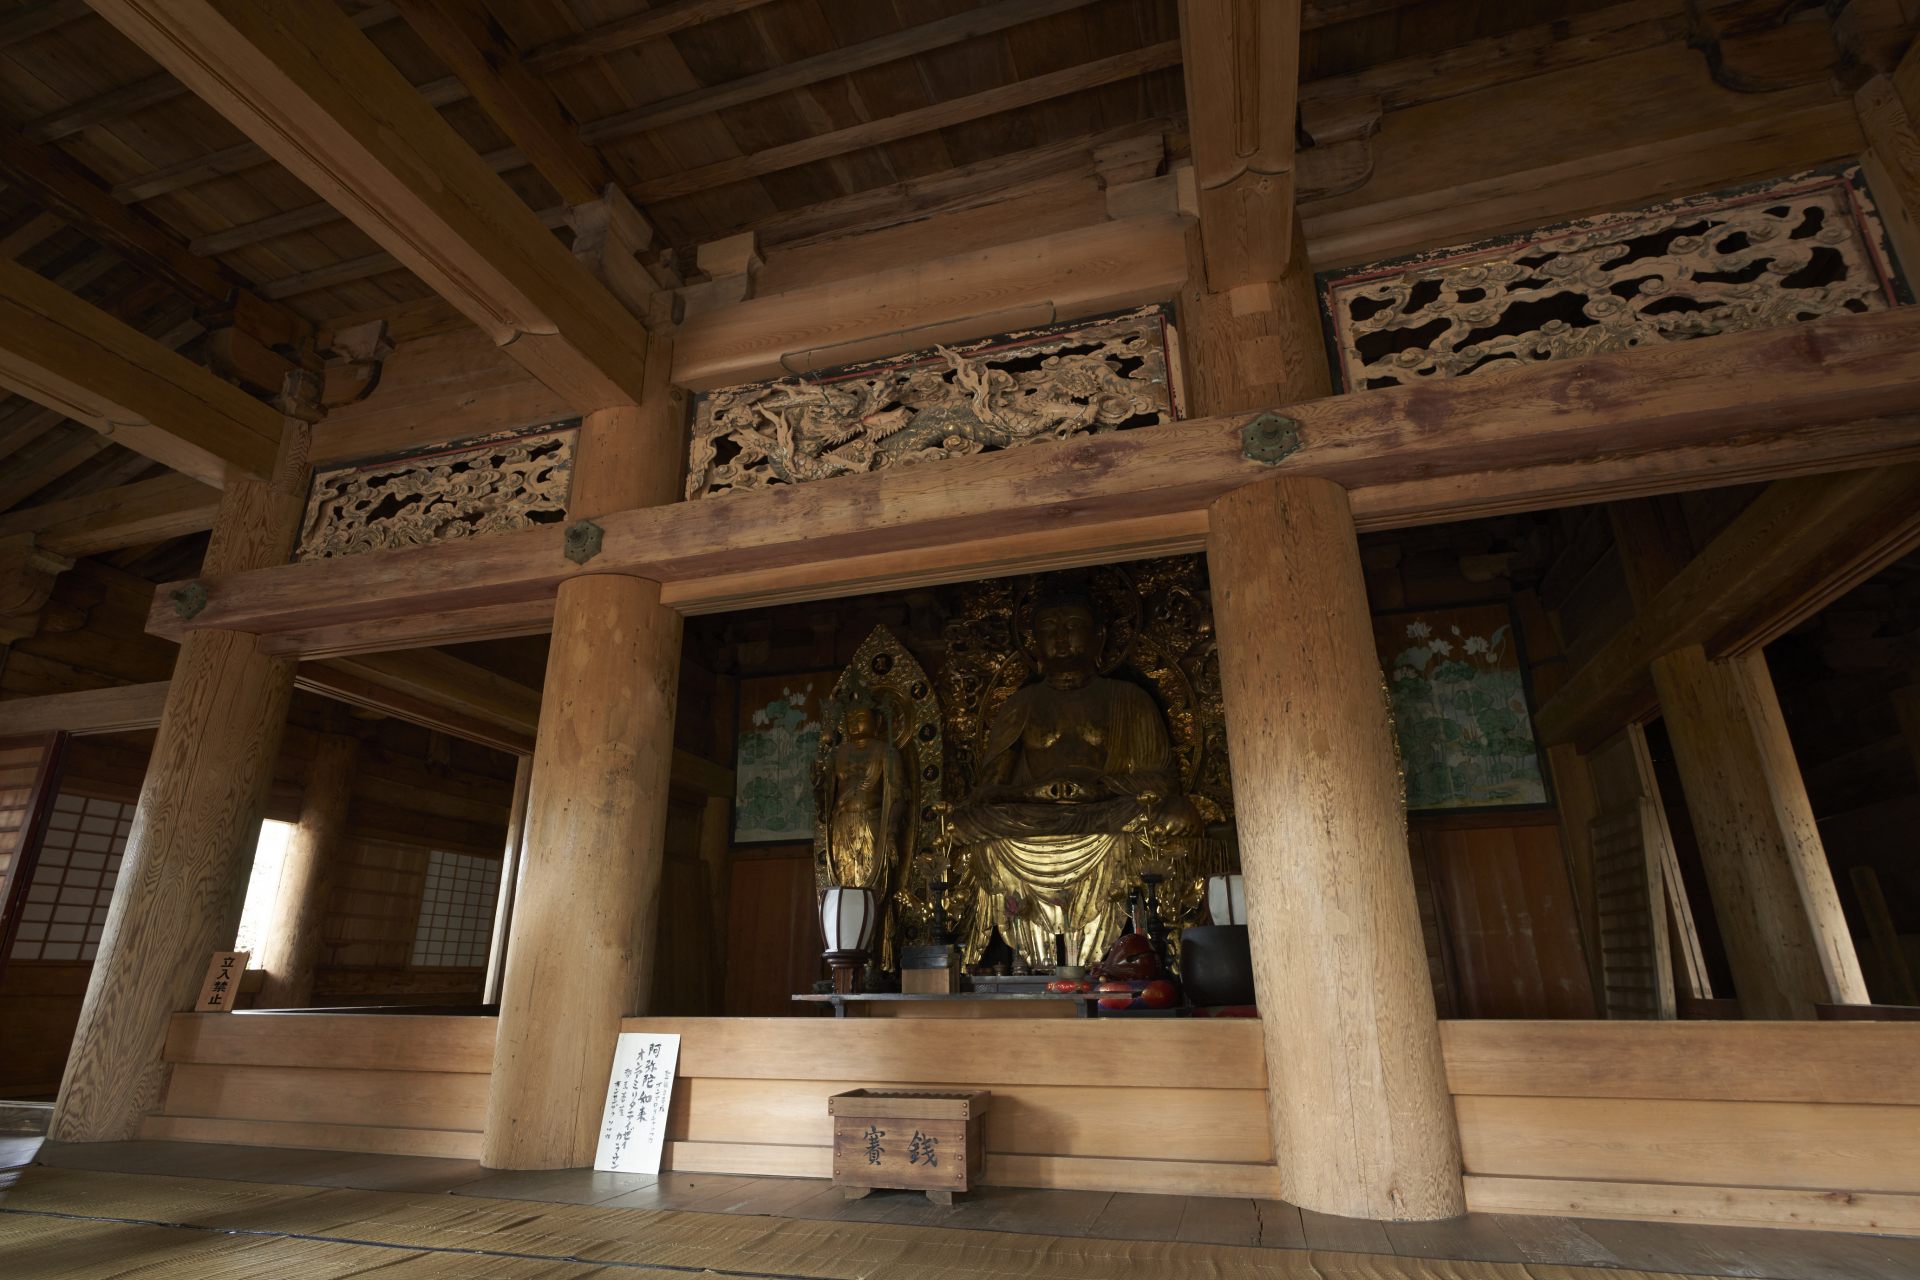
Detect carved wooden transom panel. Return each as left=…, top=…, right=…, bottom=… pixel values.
left=295, top=422, right=577, bottom=561
left=685, top=305, right=1181, bottom=500
left=1320, top=167, right=1906, bottom=392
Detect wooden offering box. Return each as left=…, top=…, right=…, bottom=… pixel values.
left=828, top=1088, right=988, bottom=1204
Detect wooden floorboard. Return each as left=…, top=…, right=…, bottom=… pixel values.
left=1254, top=1197, right=1308, bottom=1248
left=1090, top=1190, right=1187, bottom=1240
left=1300, top=1204, right=1396, bottom=1253
left=1488, top=1211, right=1622, bottom=1267
left=13, top=1139, right=1920, bottom=1278
left=1175, top=1193, right=1262, bottom=1245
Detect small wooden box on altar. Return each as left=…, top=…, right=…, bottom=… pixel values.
left=827, top=1088, right=988, bottom=1204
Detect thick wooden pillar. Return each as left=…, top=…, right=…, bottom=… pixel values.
left=255, top=732, right=358, bottom=1008
left=52, top=416, right=309, bottom=1142
left=1208, top=475, right=1464, bottom=1221
left=484, top=338, right=685, bottom=1168
left=1650, top=646, right=1866, bottom=1018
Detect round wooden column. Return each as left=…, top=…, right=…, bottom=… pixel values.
left=484, top=383, right=686, bottom=1169
left=1207, top=474, right=1464, bottom=1221
left=256, top=732, right=358, bottom=1008
left=52, top=421, right=309, bottom=1143
left=1651, top=645, right=1866, bottom=1018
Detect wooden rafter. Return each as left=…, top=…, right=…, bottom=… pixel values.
left=1180, top=0, right=1304, bottom=288
left=577, top=0, right=1105, bottom=148
left=628, top=42, right=1184, bottom=204
left=0, top=473, right=220, bottom=557
left=393, top=0, right=608, bottom=205
left=1537, top=465, right=1920, bottom=749
left=0, top=258, right=279, bottom=487
left=93, top=0, right=652, bottom=414
left=141, top=308, right=1920, bottom=649
left=0, top=123, right=305, bottom=342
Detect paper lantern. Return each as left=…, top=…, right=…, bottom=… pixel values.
left=820, top=886, right=878, bottom=953
left=1207, top=874, right=1246, bottom=926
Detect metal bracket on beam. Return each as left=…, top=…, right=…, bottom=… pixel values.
left=563, top=519, right=604, bottom=565
left=1241, top=413, right=1303, bottom=465
left=170, top=582, right=209, bottom=620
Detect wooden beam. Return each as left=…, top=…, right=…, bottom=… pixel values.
left=627, top=42, right=1183, bottom=204
left=675, top=213, right=1189, bottom=388
left=143, top=307, right=1920, bottom=649
left=0, top=474, right=221, bottom=557
left=1179, top=0, right=1303, bottom=288
left=94, top=0, right=652, bottom=413
left=0, top=682, right=170, bottom=735
left=393, top=0, right=609, bottom=205
left=294, top=649, right=541, bottom=755
left=0, top=257, right=281, bottom=486
left=1538, top=464, right=1920, bottom=749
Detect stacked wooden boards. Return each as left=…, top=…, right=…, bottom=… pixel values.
left=626, top=1015, right=1283, bottom=1197
left=1445, top=1020, right=1920, bottom=1234
left=140, top=1012, right=496, bottom=1159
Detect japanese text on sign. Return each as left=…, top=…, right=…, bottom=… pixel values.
left=593, top=1032, right=681, bottom=1175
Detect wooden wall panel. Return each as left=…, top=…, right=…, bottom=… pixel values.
left=0, top=960, right=88, bottom=1095
left=665, top=1077, right=1273, bottom=1164
left=1456, top=1095, right=1920, bottom=1193
left=1442, top=1020, right=1920, bottom=1105
left=1445, top=1020, right=1920, bottom=1234
left=629, top=1016, right=1268, bottom=1090
left=1418, top=819, right=1597, bottom=1019
left=722, top=850, right=821, bottom=1016
left=163, top=1062, right=489, bottom=1131
left=163, top=1011, right=496, bottom=1073
left=627, top=1015, right=1276, bottom=1197
left=143, top=1011, right=496, bottom=1160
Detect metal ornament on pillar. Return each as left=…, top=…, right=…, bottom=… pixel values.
left=821, top=886, right=878, bottom=995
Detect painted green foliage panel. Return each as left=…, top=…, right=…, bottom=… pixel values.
left=1372, top=602, right=1547, bottom=811
left=734, top=673, right=829, bottom=843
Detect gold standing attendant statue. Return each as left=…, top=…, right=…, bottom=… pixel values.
left=950, top=583, right=1201, bottom=968
left=818, top=698, right=910, bottom=961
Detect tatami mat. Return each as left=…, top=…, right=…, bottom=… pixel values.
left=0, top=1165, right=1732, bottom=1280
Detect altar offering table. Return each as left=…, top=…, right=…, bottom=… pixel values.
left=793, top=992, right=1096, bottom=1018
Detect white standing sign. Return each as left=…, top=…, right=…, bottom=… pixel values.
left=594, top=1032, right=681, bottom=1174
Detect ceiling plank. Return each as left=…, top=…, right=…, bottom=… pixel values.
left=1180, top=0, right=1303, bottom=288
left=519, top=0, right=776, bottom=70
left=141, top=307, right=1920, bottom=647
left=0, top=123, right=305, bottom=340
left=0, top=257, right=281, bottom=486
left=578, top=0, right=1103, bottom=149
left=628, top=41, right=1184, bottom=204
left=93, top=0, right=652, bottom=413
left=0, top=473, right=220, bottom=557
left=394, top=0, right=609, bottom=205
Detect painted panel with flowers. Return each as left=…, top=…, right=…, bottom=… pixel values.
left=1373, top=603, right=1548, bottom=811
left=734, top=673, right=830, bottom=844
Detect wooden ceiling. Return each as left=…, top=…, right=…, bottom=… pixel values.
left=0, top=0, right=1692, bottom=561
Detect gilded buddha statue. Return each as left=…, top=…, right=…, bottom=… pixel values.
left=950, top=584, right=1200, bottom=967
left=818, top=698, right=910, bottom=964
